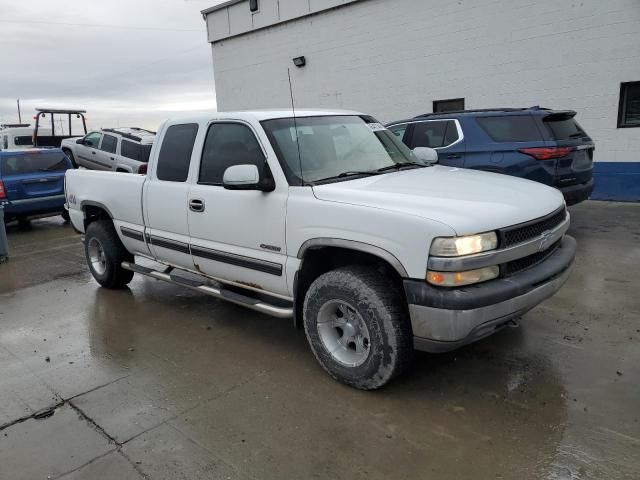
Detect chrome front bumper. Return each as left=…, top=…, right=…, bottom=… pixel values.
left=406, top=235, right=576, bottom=353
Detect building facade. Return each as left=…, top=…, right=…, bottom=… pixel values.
left=203, top=0, right=640, bottom=200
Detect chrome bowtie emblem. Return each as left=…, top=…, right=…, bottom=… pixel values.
left=538, top=231, right=552, bottom=251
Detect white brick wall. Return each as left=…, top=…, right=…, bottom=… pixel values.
left=207, top=0, right=640, bottom=162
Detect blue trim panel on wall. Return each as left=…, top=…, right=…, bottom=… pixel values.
left=591, top=162, right=640, bottom=202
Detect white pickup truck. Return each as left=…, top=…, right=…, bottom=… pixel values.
left=66, top=109, right=576, bottom=389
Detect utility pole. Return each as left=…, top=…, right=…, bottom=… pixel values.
left=16, top=99, right=22, bottom=124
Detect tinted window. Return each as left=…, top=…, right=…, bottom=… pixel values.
left=14, top=136, right=33, bottom=146
left=410, top=120, right=458, bottom=148
left=433, top=98, right=464, bottom=113
left=1, top=152, right=69, bottom=175
left=121, top=140, right=152, bottom=162
left=100, top=134, right=117, bottom=154
left=156, top=124, right=198, bottom=182
left=2, top=136, right=7, bottom=150
left=476, top=116, right=542, bottom=142
left=199, top=123, right=265, bottom=185
left=84, top=132, right=102, bottom=148
left=543, top=115, right=588, bottom=140
left=618, top=81, right=640, bottom=128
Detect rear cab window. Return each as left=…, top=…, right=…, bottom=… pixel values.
left=476, top=116, right=542, bottom=142
left=156, top=124, right=199, bottom=182
left=1, top=152, right=70, bottom=175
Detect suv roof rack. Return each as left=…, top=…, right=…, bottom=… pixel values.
left=414, top=106, right=551, bottom=118
left=102, top=127, right=156, bottom=143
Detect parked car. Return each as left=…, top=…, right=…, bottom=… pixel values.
left=65, top=110, right=576, bottom=390
left=0, top=125, right=52, bottom=151
left=0, top=149, right=73, bottom=225
left=386, top=107, right=595, bottom=205
left=61, top=127, right=154, bottom=173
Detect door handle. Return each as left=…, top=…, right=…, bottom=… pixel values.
left=110, top=157, right=115, bottom=160
left=189, top=199, right=205, bottom=212
left=91, top=151, right=96, bottom=155
left=447, top=154, right=461, bottom=159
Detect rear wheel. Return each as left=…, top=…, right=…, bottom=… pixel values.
left=303, top=265, right=413, bottom=390
left=84, top=220, right=134, bottom=289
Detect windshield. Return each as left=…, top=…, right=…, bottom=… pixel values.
left=262, top=115, right=419, bottom=185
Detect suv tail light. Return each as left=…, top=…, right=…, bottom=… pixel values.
left=0, top=180, right=6, bottom=200
left=519, top=147, right=573, bottom=160
left=138, top=164, right=148, bottom=175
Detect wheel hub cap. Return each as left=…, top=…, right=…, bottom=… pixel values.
left=317, top=300, right=371, bottom=367
left=87, top=238, right=107, bottom=275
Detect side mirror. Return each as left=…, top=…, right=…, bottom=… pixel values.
left=413, top=147, right=439, bottom=165
left=223, top=164, right=274, bottom=192
left=76, top=138, right=84, bottom=144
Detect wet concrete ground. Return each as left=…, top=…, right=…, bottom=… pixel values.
left=0, top=201, right=638, bottom=479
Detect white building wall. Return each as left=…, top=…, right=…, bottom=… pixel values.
left=207, top=0, right=640, bottom=163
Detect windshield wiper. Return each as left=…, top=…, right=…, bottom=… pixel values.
left=375, top=162, right=425, bottom=173
left=312, top=170, right=381, bottom=184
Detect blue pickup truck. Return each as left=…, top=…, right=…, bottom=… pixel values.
left=0, top=149, right=73, bottom=225
left=387, top=107, right=595, bottom=205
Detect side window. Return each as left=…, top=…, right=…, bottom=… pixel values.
left=100, top=134, right=117, bottom=154
left=122, top=140, right=141, bottom=161
left=388, top=124, right=408, bottom=142
left=442, top=121, right=460, bottom=146
left=410, top=121, right=447, bottom=148
left=84, top=132, right=102, bottom=148
left=198, top=123, right=265, bottom=185
left=476, top=116, right=541, bottom=142
left=156, top=123, right=198, bottom=182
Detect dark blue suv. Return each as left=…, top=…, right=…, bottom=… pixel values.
left=387, top=107, right=594, bottom=205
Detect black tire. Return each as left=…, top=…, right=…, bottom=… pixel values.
left=61, top=209, right=70, bottom=223
left=17, top=217, right=31, bottom=230
left=84, top=220, right=134, bottom=289
left=63, top=149, right=78, bottom=168
left=303, top=265, right=413, bottom=390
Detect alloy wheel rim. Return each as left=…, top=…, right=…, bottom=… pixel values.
left=87, top=238, right=107, bottom=275
left=317, top=300, right=371, bottom=367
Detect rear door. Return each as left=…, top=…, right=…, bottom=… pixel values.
left=405, top=119, right=465, bottom=167
left=539, top=112, right=594, bottom=187
left=97, top=133, right=118, bottom=170
left=143, top=123, right=199, bottom=269
left=1, top=151, right=69, bottom=213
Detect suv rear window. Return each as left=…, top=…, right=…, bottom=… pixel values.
left=543, top=115, right=588, bottom=140
left=121, top=140, right=152, bottom=162
left=476, top=116, right=542, bottom=142
left=1, top=153, right=69, bottom=175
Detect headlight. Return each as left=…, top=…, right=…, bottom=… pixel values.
left=430, top=232, right=498, bottom=257
left=426, top=266, right=499, bottom=287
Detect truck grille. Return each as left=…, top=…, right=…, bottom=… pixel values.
left=504, top=240, right=560, bottom=276
left=501, top=208, right=566, bottom=247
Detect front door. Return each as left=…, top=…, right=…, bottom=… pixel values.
left=143, top=123, right=199, bottom=269
left=77, top=132, right=105, bottom=169
left=187, top=121, right=289, bottom=297
left=408, top=119, right=466, bottom=168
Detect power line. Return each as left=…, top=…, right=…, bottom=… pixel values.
left=0, top=19, right=203, bottom=32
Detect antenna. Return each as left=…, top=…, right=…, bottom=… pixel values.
left=287, top=68, right=305, bottom=186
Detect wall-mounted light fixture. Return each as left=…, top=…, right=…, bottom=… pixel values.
left=293, top=56, right=306, bottom=68
left=250, top=0, right=258, bottom=12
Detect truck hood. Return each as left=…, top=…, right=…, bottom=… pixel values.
left=311, top=166, right=565, bottom=235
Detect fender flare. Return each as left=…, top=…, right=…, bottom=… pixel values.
left=297, top=238, right=408, bottom=278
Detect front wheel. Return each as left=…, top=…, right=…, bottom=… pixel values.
left=84, top=220, right=134, bottom=289
left=303, top=266, right=413, bottom=390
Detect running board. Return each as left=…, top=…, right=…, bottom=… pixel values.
left=121, top=262, right=293, bottom=319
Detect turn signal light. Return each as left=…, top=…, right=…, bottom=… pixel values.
left=519, top=147, right=573, bottom=160
left=427, top=266, right=499, bottom=287
left=0, top=180, right=6, bottom=200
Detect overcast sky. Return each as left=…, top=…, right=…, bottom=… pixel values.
left=0, top=0, right=226, bottom=131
